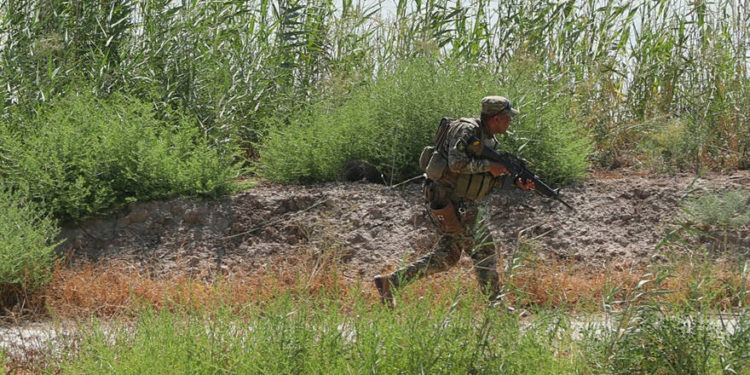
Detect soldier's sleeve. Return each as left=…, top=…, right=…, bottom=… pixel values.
left=446, top=128, right=491, bottom=174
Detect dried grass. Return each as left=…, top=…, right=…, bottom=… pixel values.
left=10, top=254, right=746, bottom=321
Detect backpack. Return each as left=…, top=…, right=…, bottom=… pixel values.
left=419, top=117, right=454, bottom=179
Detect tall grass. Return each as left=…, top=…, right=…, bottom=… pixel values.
left=583, top=308, right=750, bottom=374
left=0, top=186, right=59, bottom=304
left=55, top=288, right=581, bottom=374
left=0, top=0, right=383, bottom=144
left=41, top=268, right=750, bottom=375
left=581, top=263, right=750, bottom=374
left=2, top=0, right=748, bottom=173
left=2, top=248, right=747, bottom=372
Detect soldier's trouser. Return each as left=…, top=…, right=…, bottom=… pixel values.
left=389, top=204, right=500, bottom=297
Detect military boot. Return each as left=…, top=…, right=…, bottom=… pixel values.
left=373, top=274, right=396, bottom=308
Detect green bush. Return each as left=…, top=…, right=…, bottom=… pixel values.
left=260, top=58, right=493, bottom=184
left=659, top=190, right=750, bottom=253
left=684, top=190, right=750, bottom=230
left=634, top=117, right=690, bottom=172
left=0, top=91, right=240, bottom=222
left=585, top=309, right=727, bottom=375
left=498, top=57, right=592, bottom=186
left=0, top=186, right=60, bottom=293
left=260, top=57, right=591, bottom=185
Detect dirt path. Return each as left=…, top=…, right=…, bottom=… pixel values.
left=58, top=170, right=750, bottom=279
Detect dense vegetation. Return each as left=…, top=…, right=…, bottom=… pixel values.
left=0, top=0, right=748, bottom=371
left=0, top=187, right=58, bottom=296
left=1, top=92, right=240, bottom=222
left=2, top=0, right=748, bottom=186
left=261, top=57, right=590, bottom=185
left=29, top=262, right=750, bottom=374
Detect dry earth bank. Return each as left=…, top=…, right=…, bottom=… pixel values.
left=59, top=170, right=750, bottom=279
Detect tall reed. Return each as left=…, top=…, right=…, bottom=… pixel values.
left=1, top=0, right=748, bottom=169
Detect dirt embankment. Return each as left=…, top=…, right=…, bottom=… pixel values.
left=59, top=170, right=750, bottom=279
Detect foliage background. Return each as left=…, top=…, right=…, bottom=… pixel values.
left=2, top=0, right=747, bottom=180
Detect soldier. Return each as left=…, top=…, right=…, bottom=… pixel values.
left=373, top=96, right=534, bottom=307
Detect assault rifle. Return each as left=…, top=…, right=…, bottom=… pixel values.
left=467, top=137, right=575, bottom=211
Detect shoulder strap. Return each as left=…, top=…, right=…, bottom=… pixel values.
left=458, top=117, right=488, bottom=144
left=457, top=117, right=481, bottom=131
left=435, top=117, right=454, bottom=149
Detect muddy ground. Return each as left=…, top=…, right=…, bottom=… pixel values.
left=59, top=170, right=750, bottom=280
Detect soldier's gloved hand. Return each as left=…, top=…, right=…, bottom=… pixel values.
left=489, top=162, right=510, bottom=177
left=515, top=177, right=536, bottom=190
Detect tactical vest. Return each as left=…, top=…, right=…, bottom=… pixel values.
left=420, top=117, right=496, bottom=202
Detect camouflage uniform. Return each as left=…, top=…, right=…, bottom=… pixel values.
left=387, top=116, right=503, bottom=298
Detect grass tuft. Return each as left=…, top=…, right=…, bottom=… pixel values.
left=0, top=186, right=60, bottom=308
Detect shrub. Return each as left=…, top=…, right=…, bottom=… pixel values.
left=586, top=309, right=723, bottom=375
left=635, top=117, right=690, bottom=172
left=0, top=186, right=60, bottom=295
left=260, top=57, right=591, bottom=185
left=0, top=91, right=240, bottom=222
left=498, top=57, right=592, bottom=186
left=260, top=58, right=494, bottom=184
left=684, top=190, right=750, bottom=230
